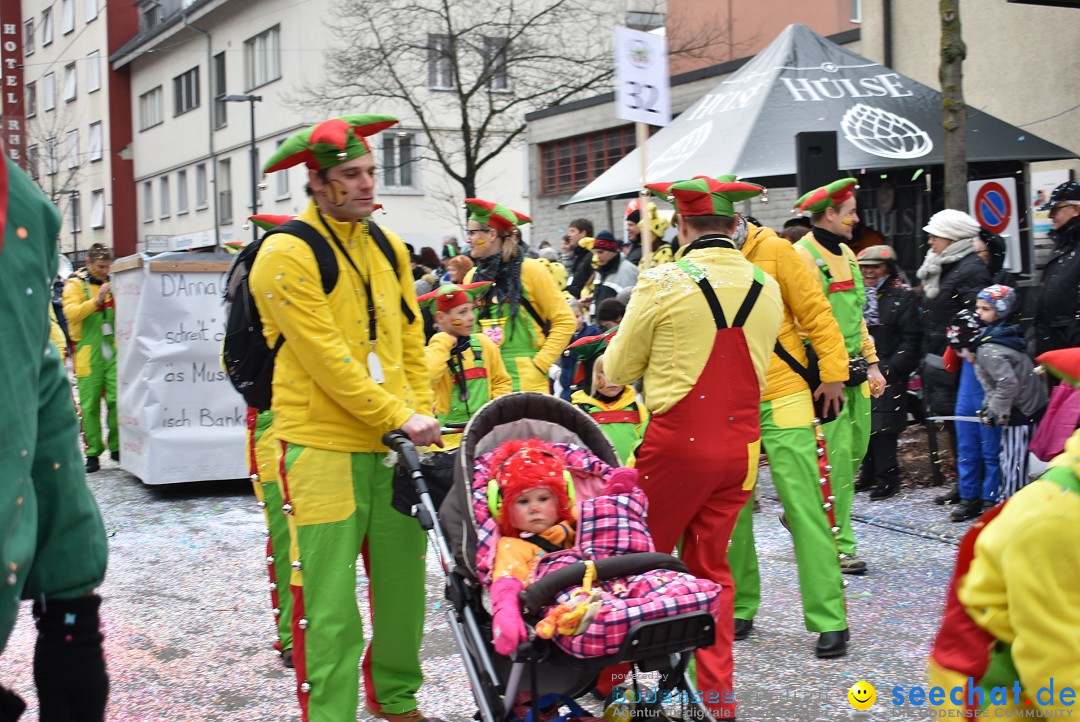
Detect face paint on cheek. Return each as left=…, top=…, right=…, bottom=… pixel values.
left=841, top=216, right=854, bottom=227
left=474, top=238, right=488, bottom=248
left=326, top=179, right=348, bottom=207
left=451, top=319, right=463, bottom=327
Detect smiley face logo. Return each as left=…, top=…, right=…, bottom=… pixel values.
left=848, top=680, right=876, bottom=710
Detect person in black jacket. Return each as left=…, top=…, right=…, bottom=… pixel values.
left=973, top=229, right=1016, bottom=287
left=1034, top=181, right=1080, bottom=356
left=856, top=245, right=922, bottom=500
left=564, top=217, right=596, bottom=299
left=914, top=210, right=993, bottom=505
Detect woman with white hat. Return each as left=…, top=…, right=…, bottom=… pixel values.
left=916, top=209, right=993, bottom=506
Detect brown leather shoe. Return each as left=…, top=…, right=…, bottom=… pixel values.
left=366, top=705, right=446, bottom=722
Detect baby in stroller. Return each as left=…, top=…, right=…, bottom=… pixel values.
left=477, top=437, right=721, bottom=660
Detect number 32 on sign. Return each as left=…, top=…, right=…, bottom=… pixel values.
left=614, top=26, right=671, bottom=127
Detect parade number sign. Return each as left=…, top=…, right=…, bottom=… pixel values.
left=968, top=178, right=1021, bottom=273
left=614, top=26, right=671, bottom=127
left=113, top=255, right=247, bottom=484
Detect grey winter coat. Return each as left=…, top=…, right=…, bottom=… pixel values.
left=974, top=343, right=1048, bottom=423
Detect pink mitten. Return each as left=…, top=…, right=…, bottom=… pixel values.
left=603, top=466, right=639, bottom=496
left=490, top=576, right=528, bottom=656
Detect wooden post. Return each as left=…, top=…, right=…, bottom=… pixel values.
left=636, top=122, right=653, bottom=269
left=940, top=0, right=967, bottom=211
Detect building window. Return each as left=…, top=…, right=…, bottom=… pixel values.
left=66, top=130, right=79, bottom=169
left=142, top=181, right=153, bottom=222
left=61, top=0, right=75, bottom=34
left=244, top=26, right=281, bottom=91
left=213, top=52, right=227, bottom=129
left=88, top=121, right=102, bottom=161
left=70, top=196, right=81, bottom=233
left=45, top=139, right=58, bottom=175
left=177, top=169, right=189, bottom=214
left=24, top=19, right=34, bottom=56
left=43, top=73, right=55, bottom=111
left=139, top=86, right=163, bottom=130
left=272, top=139, right=290, bottom=200
left=428, top=35, right=456, bottom=90
left=27, top=145, right=39, bottom=180
left=64, top=63, right=77, bottom=102
left=85, top=0, right=98, bottom=22
left=87, top=51, right=101, bottom=92
left=540, top=125, right=636, bottom=195
left=217, top=159, right=232, bottom=225
left=91, top=189, right=105, bottom=228
left=173, top=67, right=200, bottom=116
left=42, top=8, right=53, bottom=46
left=851, top=0, right=861, bottom=22
left=482, top=37, right=509, bottom=92
left=25, top=82, right=36, bottom=117
left=381, top=131, right=419, bottom=190
left=195, top=163, right=208, bottom=209
left=137, top=0, right=161, bottom=32
left=160, top=176, right=171, bottom=218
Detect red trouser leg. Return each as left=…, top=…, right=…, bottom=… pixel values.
left=639, top=446, right=755, bottom=719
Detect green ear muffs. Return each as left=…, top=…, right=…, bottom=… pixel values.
left=487, top=470, right=575, bottom=520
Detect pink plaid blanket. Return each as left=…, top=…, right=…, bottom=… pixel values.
left=473, top=443, right=720, bottom=659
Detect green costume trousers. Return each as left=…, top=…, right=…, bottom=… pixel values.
left=1, top=156, right=107, bottom=651
left=280, top=445, right=427, bottom=722
left=75, top=340, right=118, bottom=458
left=729, top=393, right=846, bottom=631
left=822, top=386, right=871, bottom=556
left=247, top=408, right=291, bottom=651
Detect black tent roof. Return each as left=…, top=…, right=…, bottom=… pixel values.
left=567, top=24, right=1076, bottom=205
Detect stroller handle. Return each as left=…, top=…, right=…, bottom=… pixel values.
left=382, top=425, right=464, bottom=457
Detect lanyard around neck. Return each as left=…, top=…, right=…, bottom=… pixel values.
left=318, top=211, right=377, bottom=347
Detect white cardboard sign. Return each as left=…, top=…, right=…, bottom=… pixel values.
left=614, top=26, right=671, bottom=127
left=113, top=257, right=247, bottom=484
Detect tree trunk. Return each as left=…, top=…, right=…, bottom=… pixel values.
left=940, top=0, right=967, bottom=211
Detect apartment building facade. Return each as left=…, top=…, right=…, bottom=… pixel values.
left=108, top=0, right=543, bottom=253
left=3, top=0, right=138, bottom=259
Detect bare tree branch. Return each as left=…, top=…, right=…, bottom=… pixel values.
left=286, top=0, right=620, bottom=209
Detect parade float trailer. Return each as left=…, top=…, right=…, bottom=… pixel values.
left=112, top=252, right=247, bottom=484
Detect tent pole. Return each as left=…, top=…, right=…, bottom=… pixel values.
left=636, top=122, right=653, bottom=269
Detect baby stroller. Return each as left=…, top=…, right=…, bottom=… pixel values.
left=386, top=392, right=718, bottom=722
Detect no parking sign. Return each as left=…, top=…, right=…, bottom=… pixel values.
left=968, top=178, right=1021, bottom=272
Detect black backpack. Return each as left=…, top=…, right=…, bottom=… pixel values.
left=222, top=219, right=415, bottom=412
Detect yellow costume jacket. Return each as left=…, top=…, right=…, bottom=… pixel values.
left=742, top=224, right=849, bottom=402
left=928, top=442, right=1080, bottom=716
left=425, top=331, right=512, bottom=450
left=61, top=271, right=106, bottom=343
left=249, top=200, right=431, bottom=452
left=604, top=246, right=784, bottom=415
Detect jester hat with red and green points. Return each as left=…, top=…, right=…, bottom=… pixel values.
left=417, top=282, right=493, bottom=313
left=1036, top=348, right=1080, bottom=389
left=565, top=326, right=619, bottom=363
left=793, top=178, right=858, bottom=215
left=463, top=198, right=531, bottom=233
left=262, top=114, right=398, bottom=174
left=249, top=214, right=296, bottom=231
left=645, top=175, right=765, bottom=218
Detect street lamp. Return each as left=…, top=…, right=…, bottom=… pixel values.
left=223, top=94, right=263, bottom=241
left=55, top=188, right=81, bottom=263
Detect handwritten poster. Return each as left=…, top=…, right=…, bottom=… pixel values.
left=113, top=254, right=247, bottom=484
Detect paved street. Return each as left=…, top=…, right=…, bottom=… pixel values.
left=4, top=440, right=963, bottom=722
